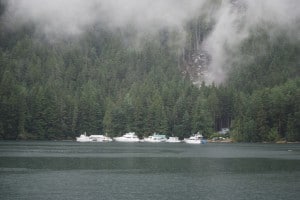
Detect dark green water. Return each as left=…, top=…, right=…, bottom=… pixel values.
left=0, top=142, right=299, bottom=200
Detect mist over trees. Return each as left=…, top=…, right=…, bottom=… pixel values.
left=0, top=0, right=299, bottom=141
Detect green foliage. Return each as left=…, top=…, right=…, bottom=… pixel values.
left=0, top=17, right=299, bottom=142
left=230, top=79, right=300, bottom=142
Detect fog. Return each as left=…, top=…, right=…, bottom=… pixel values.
left=2, top=0, right=299, bottom=84
left=3, top=0, right=205, bottom=37
left=204, top=0, right=300, bottom=84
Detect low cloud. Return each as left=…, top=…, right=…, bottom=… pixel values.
left=203, top=0, right=300, bottom=84
left=2, top=0, right=300, bottom=84
left=2, top=0, right=205, bottom=38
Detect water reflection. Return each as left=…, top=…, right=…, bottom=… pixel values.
left=0, top=141, right=299, bottom=200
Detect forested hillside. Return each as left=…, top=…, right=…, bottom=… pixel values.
left=0, top=0, right=299, bottom=141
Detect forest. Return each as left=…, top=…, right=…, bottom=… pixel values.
left=0, top=1, right=299, bottom=142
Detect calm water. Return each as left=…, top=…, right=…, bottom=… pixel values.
left=0, top=141, right=299, bottom=200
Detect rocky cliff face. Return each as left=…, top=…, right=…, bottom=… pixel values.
left=180, top=0, right=247, bottom=86
left=181, top=49, right=210, bottom=87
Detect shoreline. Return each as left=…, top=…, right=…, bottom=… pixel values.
left=1, top=138, right=299, bottom=144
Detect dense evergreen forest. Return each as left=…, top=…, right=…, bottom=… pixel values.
left=0, top=1, right=299, bottom=142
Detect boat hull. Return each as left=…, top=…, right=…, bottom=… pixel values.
left=76, top=138, right=91, bottom=142
left=184, top=139, right=202, bottom=144
left=144, top=134, right=167, bottom=143
left=144, top=138, right=166, bottom=143
left=184, top=133, right=205, bottom=144
left=89, top=135, right=112, bottom=142
left=166, top=140, right=181, bottom=143
left=166, top=137, right=181, bottom=143
left=76, top=133, right=91, bottom=142
left=114, top=137, right=140, bottom=142
left=76, top=134, right=112, bottom=142
left=114, top=132, right=141, bottom=142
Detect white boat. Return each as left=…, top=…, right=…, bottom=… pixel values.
left=76, top=132, right=91, bottom=142
left=184, top=133, right=204, bottom=144
left=166, top=136, right=181, bottom=143
left=89, top=135, right=112, bottom=142
left=113, top=132, right=140, bottom=142
left=144, top=133, right=167, bottom=143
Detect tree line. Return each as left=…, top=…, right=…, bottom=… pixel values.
left=0, top=16, right=299, bottom=142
